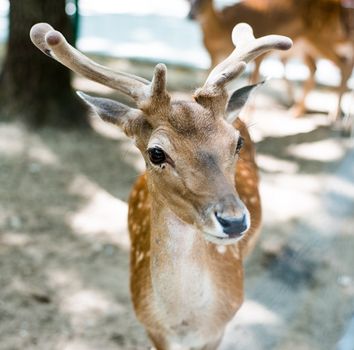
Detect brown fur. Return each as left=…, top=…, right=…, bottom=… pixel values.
left=128, top=117, right=261, bottom=349
left=30, top=22, right=290, bottom=350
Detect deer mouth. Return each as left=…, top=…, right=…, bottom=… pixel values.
left=203, top=231, right=245, bottom=245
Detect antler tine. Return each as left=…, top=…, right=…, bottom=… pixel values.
left=204, top=23, right=292, bottom=89
left=30, top=23, right=154, bottom=102
left=151, top=63, right=168, bottom=98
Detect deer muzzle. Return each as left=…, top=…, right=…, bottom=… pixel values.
left=202, top=193, right=250, bottom=244
left=214, top=212, right=249, bottom=238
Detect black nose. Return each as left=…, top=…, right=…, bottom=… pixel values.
left=215, top=213, right=248, bottom=237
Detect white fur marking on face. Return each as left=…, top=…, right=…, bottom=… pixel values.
left=204, top=232, right=241, bottom=245
left=203, top=212, right=228, bottom=240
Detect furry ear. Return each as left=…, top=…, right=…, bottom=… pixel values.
left=226, top=81, right=264, bottom=122
left=77, top=91, right=145, bottom=136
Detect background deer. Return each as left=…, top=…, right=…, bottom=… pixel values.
left=30, top=22, right=291, bottom=349
left=188, top=0, right=354, bottom=120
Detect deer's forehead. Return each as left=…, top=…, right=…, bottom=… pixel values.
left=147, top=100, right=239, bottom=152
left=149, top=120, right=238, bottom=155
left=165, top=100, right=216, bottom=135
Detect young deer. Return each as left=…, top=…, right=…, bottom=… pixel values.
left=189, top=0, right=354, bottom=120
left=30, top=22, right=291, bottom=349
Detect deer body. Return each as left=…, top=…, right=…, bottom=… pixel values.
left=129, top=117, right=261, bottom=348
left=30, top=22, right=291, bottom=349
left=190, top=0, right=354, bottom=119
left=191, top=0, right=301, bottom=68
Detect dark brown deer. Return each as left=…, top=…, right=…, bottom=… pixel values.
left=189, top=0, right=354, bottom=120
left=30, top=22, right=291, bottom=349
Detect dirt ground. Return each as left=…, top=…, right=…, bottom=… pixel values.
left=0, top=68, right=354, bottom=350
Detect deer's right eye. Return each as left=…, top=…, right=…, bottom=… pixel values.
left=235, top=136, right=244, bottom=155
left=148, top=147, right=166, bottom=165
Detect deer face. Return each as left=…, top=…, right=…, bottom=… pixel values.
left=143, top=100, right=250, bottom=243
left=30, top=22, right=291, bottom=244
left=77, top=88, right=253, bottom=244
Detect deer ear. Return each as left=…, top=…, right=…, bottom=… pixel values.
left=77, top=91, right=145, bottom=136
left=226, top=81, right=264, bottom=123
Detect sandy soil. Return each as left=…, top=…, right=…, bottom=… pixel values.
left=0, top=76, right=354, bottom=350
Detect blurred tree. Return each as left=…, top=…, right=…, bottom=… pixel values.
left=0, top=0, right=88, bottom=128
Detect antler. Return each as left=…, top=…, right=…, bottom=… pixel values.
left=195, top=23, right=292, bottom=107
left=29, top=23, right=169, bottom=106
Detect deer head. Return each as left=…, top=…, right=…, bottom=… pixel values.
left=30, top=22, right=291, bottom=245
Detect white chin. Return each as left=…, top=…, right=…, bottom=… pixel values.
left=203, top=232, right=243, bottom=245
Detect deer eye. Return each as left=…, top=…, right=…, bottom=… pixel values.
left=235, top=136, right=244, bottom=155
left=148, top=147, right=166, bottom=165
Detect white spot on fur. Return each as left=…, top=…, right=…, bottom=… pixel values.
left=247, top=178, right=254, bottom=185
left=142, top=217, right=149, bottom=227
left=216, top=245, right=227, bottom=254
left=250, top=196, right=258, bottom=204
left=139, top=190, right=145, bottom=201
left=137, top=252, right=144, bottom=264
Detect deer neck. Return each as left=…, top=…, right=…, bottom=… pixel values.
left=147, top=197, right=244, bottom=338
left=198, top=1, right=219, bottom=25
left=147, top=203, right=216, bottom=350
left=197, top=2, right=234, bottom=66
left=149, top=199, right=214, bottom=314
left=198, top=2, right=225, bottom=38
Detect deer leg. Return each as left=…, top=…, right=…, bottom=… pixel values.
left=290, top=53, right=317, bottom=118
left=330, top=60, right=353, bottom=123
left=195, top=335, right=223, bottom=350
left=148, top=333, right=222, bottom=350
left=304, top=37, right=353, bottom=122
left=280, top=56, right=295, bottom=106
left=147, top=331, right=169, bottom=350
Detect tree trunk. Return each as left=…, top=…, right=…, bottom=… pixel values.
left=0, top=0, right=88, bottom=128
